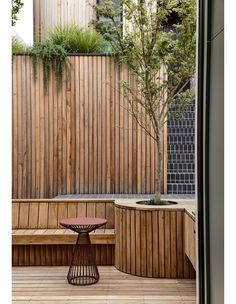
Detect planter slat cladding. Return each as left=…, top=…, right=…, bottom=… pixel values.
left=165, top=211, right=171, bottom=277
left=126, top=208, right=131, bottom=274
left=141, top=211, right=147, bottom=276
left=12, top=55, right=167, bottom=198
left=122, top=208, right=127, bottom=272
left=171, top=211, right=177, bottom=277
left=115, top=205, right=195, bottom=279
left=152, top=211, right=159, bottom=276
left=159, top=210, right=165, bottom=277
left=177, top=211, right=184, bottom=277
left=135, top=210, right=141, bottom=276
left=130, top=209, right=136, bottom=274
left=147, top=211, right=153, bottom=277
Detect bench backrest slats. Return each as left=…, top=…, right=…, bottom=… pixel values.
left=19, top=203, right=30, bottom=229
left=57, top=203, right=68, bottom=228
left=38, top=203, right=48, bottom=228
left=12, top=200, right=115, bottom=229
left=48, top=203, right=58, bottom=228
left=12, top=202, right=20, bottom=229
left=29, top=203, right=39, bottom=228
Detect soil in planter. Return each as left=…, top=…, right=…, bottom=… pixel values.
left=136, top=199, right=178, bottom=206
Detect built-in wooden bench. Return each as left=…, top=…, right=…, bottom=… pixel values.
left=12, top=199, right=115, bottom=266
left=12, top=228, right=115, bottom=245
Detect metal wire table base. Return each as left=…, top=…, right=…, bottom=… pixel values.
left=67, top=232, right=99, bottom=286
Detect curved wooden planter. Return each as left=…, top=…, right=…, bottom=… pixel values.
left=115, top=201, right=195, bottom=279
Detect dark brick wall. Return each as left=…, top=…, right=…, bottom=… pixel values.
left=167, top=101, right=195, bottom=194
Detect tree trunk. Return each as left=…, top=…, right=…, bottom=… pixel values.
left=154, top=131, right=162, bottom=203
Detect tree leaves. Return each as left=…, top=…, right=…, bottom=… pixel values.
left=92, top=0, right=196, bottom=129
left=12, top=0, right=24, bottom=26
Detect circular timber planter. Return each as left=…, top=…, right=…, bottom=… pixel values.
left=114, top=199, right=194, bottom=278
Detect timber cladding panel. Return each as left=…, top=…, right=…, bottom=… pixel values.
left=33, top=0, right=96, bottom=42
left=12, top=55, right=167, bottom=198
left=115, top=206, right=195, bottom=279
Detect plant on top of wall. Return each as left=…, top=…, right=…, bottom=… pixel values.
left=12, top=36, right=27, bottom=54
left=48, top=24, right=107, bottom=53
left=27, top=41, right=68, bottom=93
left=92, top=0, right=196, bottom=204
left=27, top=25, right=107, bottom=93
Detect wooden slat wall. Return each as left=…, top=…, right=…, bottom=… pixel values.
left=12, top=55, right=167, bottom=198
left=33, top=0, right=96, bottom=42
left=12, top=244, right=115, bottom=266
left=115, top=206, right=196, bottom=279
left=12, top=200, right=115, bottom=229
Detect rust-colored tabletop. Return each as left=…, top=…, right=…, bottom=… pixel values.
left=60, top=217, right=107, bottom=233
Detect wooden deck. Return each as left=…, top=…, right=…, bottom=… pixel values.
left=12, top=266, right=196, bottom=304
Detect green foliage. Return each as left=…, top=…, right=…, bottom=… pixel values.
left=136, top=200, right=177, bottom=205
left=26, top=25, right=107, bottom=93
left=47, top=24, right=107, bottom=53
left=93, top=0, right=196, bottom=130
left=12, top=36, right=27, bottom=54
left=12, top=0, right=24, bottom=26
left=92, top=0, right=196, bottom=199
left=27, top=41, right=68, bottom=93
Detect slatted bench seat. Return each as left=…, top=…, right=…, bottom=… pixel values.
left=12, top=228, right=115, bottom=245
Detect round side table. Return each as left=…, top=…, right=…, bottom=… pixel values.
left=60, top=217, right=107, bottom=286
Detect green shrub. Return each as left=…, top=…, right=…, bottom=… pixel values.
left=12, top=36, right=27, bottom=54
left=47, top=24, right=106, bottom=53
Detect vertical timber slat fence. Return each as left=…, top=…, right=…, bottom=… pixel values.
left=12, top=55, right=167, bottom=199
